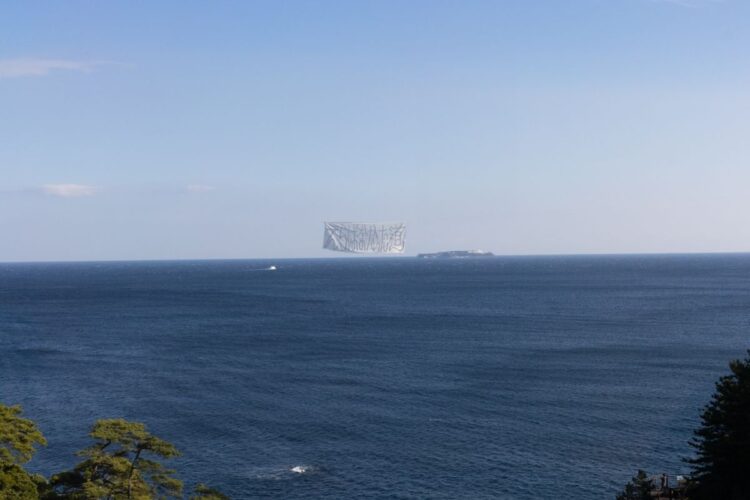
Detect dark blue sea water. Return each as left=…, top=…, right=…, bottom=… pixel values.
left=2, top=255, right=749, bottom=499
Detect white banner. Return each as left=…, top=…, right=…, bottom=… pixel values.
left=323, top=222, right=406, bottom=254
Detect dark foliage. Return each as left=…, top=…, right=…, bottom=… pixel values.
left=190, top=483, right=230, bottom=499
left=615, top=469, right=653, bottom=500
left=687, top=350, right=750, bottom=500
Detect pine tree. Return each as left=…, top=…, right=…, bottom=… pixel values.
left=687, top=350, right=750, bottom=500
left=0, top=403, right=47, bottom=498
left=47, top=419, right=183, bottom=499
left=190, top=483, right=230, bottom=499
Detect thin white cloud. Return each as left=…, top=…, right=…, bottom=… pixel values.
left=0, top=58, right=105, bottom=79
left=41, top=184, right=98, bottom=198
left=186, top=184, right=216, bottom=193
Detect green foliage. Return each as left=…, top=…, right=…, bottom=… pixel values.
left=0, top=404, right=47, bottom=465
left=687, top=350, right=750, bottom=500
left=48, top=419, right=183, bottom=499
left=0, top=406, right=230, bottom=499
left=189, top=483, right=230, bottom=500
left=0, top=404, right=48, bottom=498
left=0, top=462, right=45, bottom=499
left=615, top=469, right=652, bottom=500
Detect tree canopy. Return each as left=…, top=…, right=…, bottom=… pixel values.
left=0, top=404, right=47, bottom=465
left=0, top=404, right=47, bottom=498
left=687, top=350, right=750, bottom=500
left=48, top=419, right=183, bottom=499
left=190, top=484, right=230, bottom=500
left=0, top=404, right=228, bottom=499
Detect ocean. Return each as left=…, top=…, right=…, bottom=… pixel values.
left=1, top=255, right=748, bottom=499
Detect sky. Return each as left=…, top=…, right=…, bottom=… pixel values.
left=1, top=0, right=749, bottom=261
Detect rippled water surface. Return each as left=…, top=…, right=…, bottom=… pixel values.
left=2, top=255, right=749, bottom=498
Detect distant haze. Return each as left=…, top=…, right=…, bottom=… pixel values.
left=2, top=1, right=749, bottom=262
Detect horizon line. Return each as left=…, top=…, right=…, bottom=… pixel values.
left=2, top=250, right=750, bottom=265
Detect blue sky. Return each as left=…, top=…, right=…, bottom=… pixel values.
left=1, top=0, right=748, bottom=261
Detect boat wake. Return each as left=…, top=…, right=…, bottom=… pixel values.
left=246, top=265, right=277, bottom=272
left=249, top=464, right=321, bottom=480
left=290, top=465, right=314, bottom=474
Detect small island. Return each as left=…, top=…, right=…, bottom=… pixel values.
left=417, top=250, right=494, bottom=258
